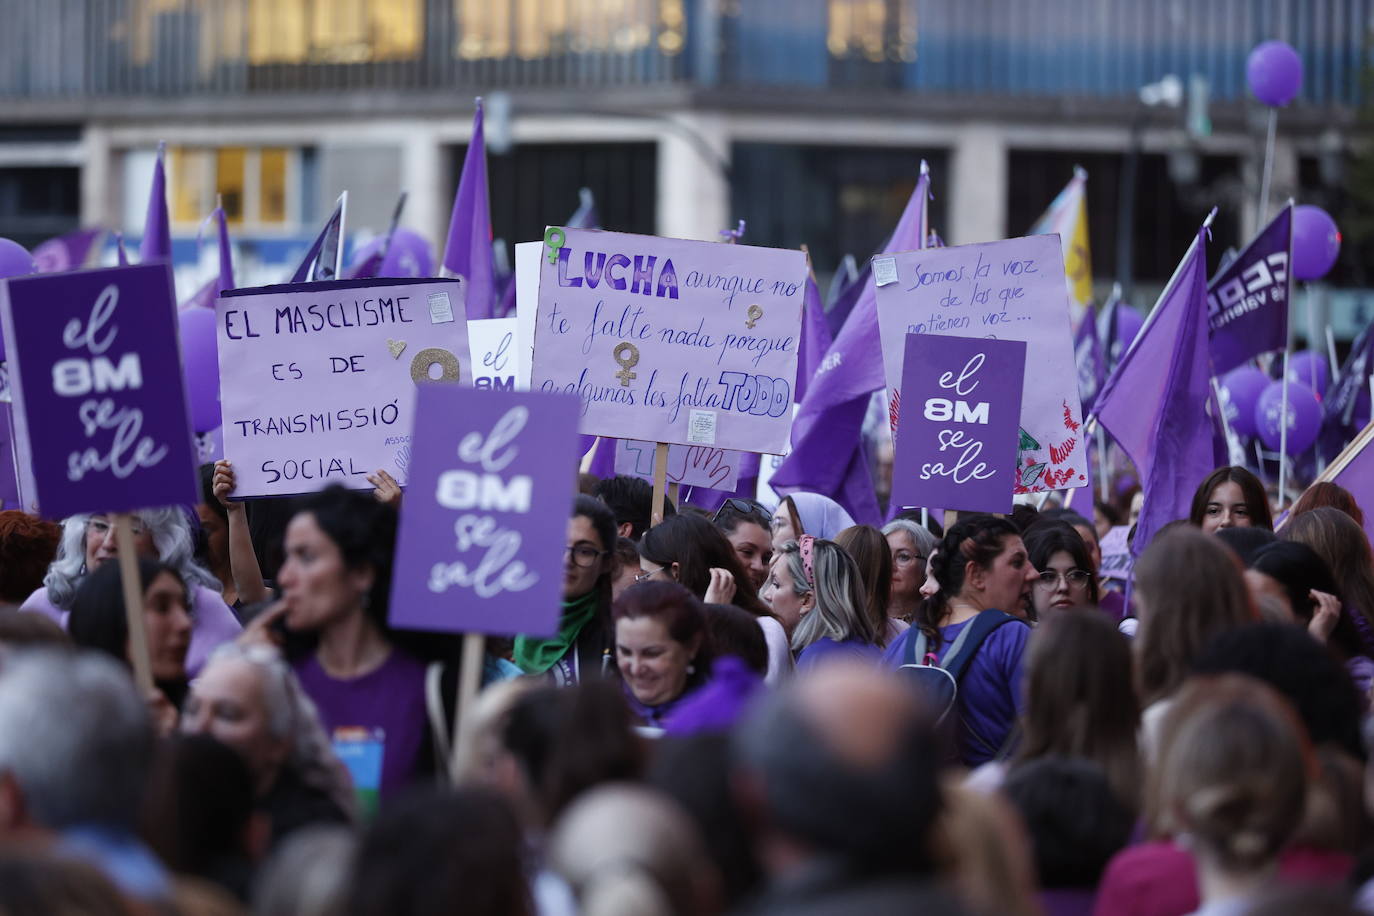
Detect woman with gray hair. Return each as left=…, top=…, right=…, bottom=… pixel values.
left=882, top=518, right=938, bottom=625
left=763, top=536, right=879, bottom=671
left=19, top=506, right=240, bottom=675
left=182, top=642, right=354, bottom=846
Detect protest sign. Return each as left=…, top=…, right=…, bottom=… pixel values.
left=0, top=264, right=198, bottom=518
left=217, top=277, right=470, bottom=497
left=531, top=228, right=806, bottom=454
left=1207, top=203, right=1291, bottom=375
left=468, top=317, right=518, bottom=392
left=615, top=439, right=742, bottom=491
left=891, top=334, right=1026, bottom=513
left=389, top=386, right=579, bottom=638
left=1097, top=524, right=1133, bottom=583
left=874, top=235, right=1087, bottom=493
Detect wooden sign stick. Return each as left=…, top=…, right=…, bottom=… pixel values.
left=943, top=509, right=958, bottom=532
left=650, top=442, right=669, bottom=528
left=448, top=630, right=485, bottom=783
left=667, top=482, right=680, bottom=509
left=113, top=514, right=154, bottom=694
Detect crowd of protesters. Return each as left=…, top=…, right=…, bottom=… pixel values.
left=3, top=460, right=1374, bottom=915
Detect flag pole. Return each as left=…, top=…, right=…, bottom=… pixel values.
left=1096, top=423, right=1109, bottom=503
left=1278, top=350, right=1291, bottom=509
left=1257, top=109, right=1278, bottom=232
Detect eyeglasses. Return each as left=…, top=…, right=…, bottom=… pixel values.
left=86, top=517, right=147, bottom=538
left=634, top=564, right=665, bottom=584
left=712, top=498, right=772, bottom=524
left=1034, top=569, right=1093, bottom=590
left=565, top=544, right=607, bottom=569
left=892, top=550, right=926, bottom=567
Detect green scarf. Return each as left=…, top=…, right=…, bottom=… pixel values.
left=512, top=591, right=601, bottom=675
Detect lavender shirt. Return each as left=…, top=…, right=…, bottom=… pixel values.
left=882, top=614, right=1030, bottom=765
left=796, top=636, right=882, bottom=671
left=21, top=583, right=241, bottom=677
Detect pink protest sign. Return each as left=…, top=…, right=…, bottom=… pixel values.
left=614, top=439, right=742, bottom=490
left=874, top=235, right=1087, bottom=493
left=216, top=278, right=470, bottom=497
left=531, top=228, right=806, bottom=454
left=389, top=386, right=580, bottom=637
left=892, top=334, right=1026, bottom=514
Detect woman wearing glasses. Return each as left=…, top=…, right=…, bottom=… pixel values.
left=1022, top=523, right=1100, bottom=622
left=711, top=498, right=773, bottom=592
left=881, top=519, right=938, bottom=624
left=21, top=507, right=241, bottom=676
left=512, top=494, right=618, bottom=686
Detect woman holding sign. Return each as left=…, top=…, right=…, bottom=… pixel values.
left=512, top=495, right=618, bottom=686
left=882, top=516, right=1036, bottom=767
left=22, top=506, right=241, bottom=677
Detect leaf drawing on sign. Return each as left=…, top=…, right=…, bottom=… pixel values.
left=1018, top=428, right=1040, bottom=452
left=1018, top=462, right=1047, bottom=490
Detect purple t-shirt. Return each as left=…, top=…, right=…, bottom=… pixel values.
left=796, top=636, right=882, bottom=671
left=882, top=613, right=1030, bottom=765
left=21, top=583, right=241, bottom=677
left=293, top=649, right=428, bottom=814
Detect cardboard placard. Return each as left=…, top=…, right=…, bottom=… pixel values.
left=531, top=228, right=806, bottom=454
left=216, top=278, right=470, bottom=497
left=892, top=334, right=1026, bottom=513
left=468, top=317, right=518, bottom=392
left=389, top=386, right=580, bottom=637
left=0, top=264, right=198, bottom=517
left=874, top=235, right=1087, bottom=493
left=614, top=439, right=742, bottom=491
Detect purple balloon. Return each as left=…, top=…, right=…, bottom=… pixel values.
left=1292, top=205, right=1341, bottom=282
left=1220, top=366, right=1269, bottom=439
left=1287, top=350, right=1330, bottom=397
left=381, top=228, right=435, bottom=278
left=1247, top=40, right=1303, bottom=107
left=179, top=307, right=221, bottom=434
left=0, top=238, right=34, bottom=362
left=1255, top=379, right=1322, bottom=455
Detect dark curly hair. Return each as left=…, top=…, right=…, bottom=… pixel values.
left=916, top=514, right=1020, bottom=651
left=0, top=510, right=61, bottom=604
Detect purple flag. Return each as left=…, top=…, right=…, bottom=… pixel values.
left=1319, top=319, right=1374, bottom=461
left=289, top=194, right=346, bottom=283
left=212, top=206, right=235, bottom=299
left=346, top=193, right=408, bottom=281
left=770, top=162, right=929, bottom=519
left=115, top=233, right=130, bottom=267
left=1094, top=215, right=1215, bottom=555
left=0, top=403, right=19, bottom=510
left=825, top=259, right=868, bottom=338
left=1207, top=203, right=1292, bottom=375
left=139, top=142, right=172, bottom=264
left=795, top=273, right=832, bottom=404
left=32, top=229, right=104, bottom=274
left=442, top=100, right=497, bottom=321
left=1319, top=423, right=1374, bottom=548
left=1074, top=303, right=1106, bottom=416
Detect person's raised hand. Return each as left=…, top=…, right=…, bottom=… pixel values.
left=1308, top=589, right=1341, bottom=643
left=704, top=567, right=737, bottom=605
left=368, top=469, right=402, bottom=508
left=213, top=460, right=244, bottom=512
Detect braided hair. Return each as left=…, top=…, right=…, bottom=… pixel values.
left=914, top=514, right=1019, bottom=652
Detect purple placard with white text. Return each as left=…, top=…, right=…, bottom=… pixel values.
left=532, top=228, right=806, bottom=454
left=892, top=334, right=1026, bottom=514
left=389, top=386, right=579, bottom=637
left=0, top=264, right=198, bottom=518
left=217, top=278, right=470, bottom=497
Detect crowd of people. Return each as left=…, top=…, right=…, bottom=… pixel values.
left=3, top=460, right=1374, bottom=914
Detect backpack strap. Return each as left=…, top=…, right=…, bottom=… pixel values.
left=903, top=627, right=931, bottom=667
left=938, top=609, right=1018, bottom=684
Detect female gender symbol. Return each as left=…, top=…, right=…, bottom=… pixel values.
left=745, top=304, right=763, bottom=329
left=544, top=227, right=566, bottom=265
left=613, top=342, right=640, bottom=386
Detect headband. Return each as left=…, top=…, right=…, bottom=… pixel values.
left=798, top=534, right=816, bottom=589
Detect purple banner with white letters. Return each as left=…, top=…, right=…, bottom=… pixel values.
left=1207, top=203, right=1291, bottom=375
left=389, top=386, right=579, bottom=637
left=891, top=334, right=1026, bottom=514
left=532, top=228, right=806, bottom=454
left=0, top=264, right=198, bottom=518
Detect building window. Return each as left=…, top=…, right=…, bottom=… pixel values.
left=827, top=0, right=916, bottom=63
left=453, top=0, right=684, bottom=60
left=167, top=146, right=299, bottom=231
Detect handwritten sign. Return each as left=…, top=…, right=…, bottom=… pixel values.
left=216, top=278, right=470, bottom=497
left=1098, top=525, right=1133, bottom=583
left=892, top=334, right=1025, bottom=513
left=874, top=235, right=1087, bottom=493
left=531, top=228, right=806, bottom=454
left=468, top=318, right=518, bottom=392
left=389, top=386, right=579, bottom=637
left=615, top=439, right=742, bottom=491
left=0, top=264, right=198, bottom=518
